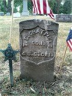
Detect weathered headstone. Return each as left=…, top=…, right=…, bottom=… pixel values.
left=19, top=19, right=59, bottom=82
left=6, top=12, right=10, bottom=16
left=13, top=12, right=21, bottom=18
left=56, top=14, right=72, bottom=22
left=0, top=12, right=4, bottom=16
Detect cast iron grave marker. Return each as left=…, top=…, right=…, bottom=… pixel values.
left=0, top=44, right=19, bottom=86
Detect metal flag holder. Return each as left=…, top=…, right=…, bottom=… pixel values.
left=0, top=0, right=19, bottom=86
left=0, top=44, right=19, bottom=86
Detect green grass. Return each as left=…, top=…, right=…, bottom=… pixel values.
left=0, top=16, right=72, bottom=96
left=0, top=16, right=72, bottom=64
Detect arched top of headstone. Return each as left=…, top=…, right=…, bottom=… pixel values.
left=19, top=19, right=59, bottom=33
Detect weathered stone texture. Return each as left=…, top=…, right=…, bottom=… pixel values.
left=56, top=14, right=72, bottom=22
left=19, top=19, right=59, bottom=82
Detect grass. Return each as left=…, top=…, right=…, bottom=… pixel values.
left=0, top=16, right=72, bottom=64
left=0, top=16, right=72, bottom=96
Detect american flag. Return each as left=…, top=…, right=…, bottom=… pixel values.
left=66, top=28, right=72, bottom=51
left=31, top=0, right=54, bottom=19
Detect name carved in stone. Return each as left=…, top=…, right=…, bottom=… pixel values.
left=20, top=27, right=55, bottom=63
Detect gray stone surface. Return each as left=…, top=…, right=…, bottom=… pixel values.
left=13, top=12, right=21, bottom=18
left=56, top=14, right=72, bottom=22
left=0, top=12, right=4, bottom=16
left=6, top=12, right=10, bottom=16
left=22, top=0, right=29, bottom=16
left=19, top=19, right=59, bottom=82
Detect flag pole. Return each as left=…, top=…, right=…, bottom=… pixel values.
left=60, top=27, right=72, bottom=72
left=60, top=45, right=68, bottom=71
left=9, top=0, right=14, bottom=43
left=0, top=0, right=19, bottom=87
left=9, top=0, right=14, bottom=86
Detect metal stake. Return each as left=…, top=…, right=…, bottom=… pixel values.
left=9, top=59, right=13, bottom=86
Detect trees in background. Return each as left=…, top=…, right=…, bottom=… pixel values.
left=63, top=0, right=71, bottom=14
left=0, top=0, right=71, bottom=14
left=28, top=0, right=32, bottom=14
left=14, top=0, right=22, bottom=13
left=52, top=0, right=62, bottom=14
left=0, top=0, right=12, bottom=14
left=49, top=0, right=71, bottom=14
left=7, top=0, right=12, bottom=13
left=0, top=0, right=4, bottom=12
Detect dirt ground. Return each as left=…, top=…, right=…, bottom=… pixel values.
left=0, top=16, right=72, bottom=96
left=0, top=60, right=72, bottom=96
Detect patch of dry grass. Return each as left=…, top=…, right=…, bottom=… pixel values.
left=0, top=16, right=72, bottom=64
left=0, top=16, right=72, bottom=96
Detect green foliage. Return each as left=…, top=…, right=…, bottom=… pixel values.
left=28, top=0, right=32, bottom=14
left=0, top=4, right=5, bottom=12
left=48, top=0, right=56, bottom=9
left=14, top=0, right=22, bottom=6
left=0, top=0, right=71, bottom=14
left=59, top=4, right=63, bottom=14
left=0, top=0, right=5, bottom=13
left=14, top=7, right=17, bottom=13
left=14, top=0, right=32, bottom=13
left=49, top=0, right=62, bottom=14
left=53, top=1, right=58, bottom=14
left=63, top=0, right=71, bottom=14
left=0, top=0, right=12, bottom=14
left=14, top=0, right=22, bottom=12
left=19, top=4, right=23, bottom=13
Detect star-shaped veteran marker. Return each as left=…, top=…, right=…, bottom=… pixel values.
left=0, top=43, right=19, bottom=86
left=0, top=43, right=19, bottom=61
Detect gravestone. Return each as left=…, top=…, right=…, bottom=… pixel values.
left=13, top=12, right=21, bottom=18
left=6, top=12, right=10, bottom=16
left=19, top=19, right=59, bottom=82
left=56, top=14, right=72, bottom=22
left=0, top=12, right=4, bottom=16
left=22, top=0, right=29, bottom=16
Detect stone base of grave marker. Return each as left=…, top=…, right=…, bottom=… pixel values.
left=56, top=14, right=72, bottom=22
left=20, top=58, right=55, bottom=81
left=19, top=19, right=59, bottom=82
left=22, top=0, right=29, bottom=16
left=22, top=11, right=29, bottom=16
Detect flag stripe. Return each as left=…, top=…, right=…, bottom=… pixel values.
left=43, top=0, right=47, bottom=14
left=37, top=0, right=41, bottom=14
left=40, top=0, right=43, bottom=14
left=32, top=0, right=36, bottom=13
left=66, top=29, right=72, bottom=51
left=68, top=41, right=72, bottom=48
left=34, top=0, right=38, bottom=14
left=46, top=0, right=50, bottom=13
left=32, top=0, right=54, bottom=19
left=70, top=39, right=72, bottom=44
left=67, top=41, right=72, bottom=51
